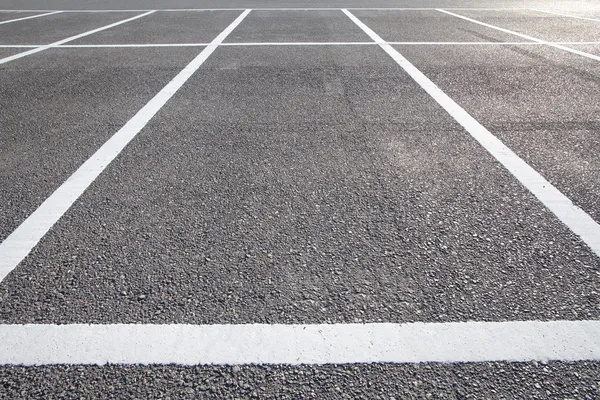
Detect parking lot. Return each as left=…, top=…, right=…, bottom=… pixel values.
left=0, top=1, right=599, bottom=398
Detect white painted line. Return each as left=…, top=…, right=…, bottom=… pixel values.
left=59, top=43, right=212, bottom=48
left=8, top=41, right=600, bottom=49
left=0, top=9, right=251, bottom=282
left=0, top=7, right=534, bottom=13
left=388, top=41, right=600, bottom=45
left=57, top=42, right=375, bottom=48
left=0, top=10, right=62, bottom=25
left=343, top=9, right=600, bottom=258
left=388, top=41, right=536, bottom=45
left=0, top=9, right=246, bottom=12
left=531, top=9, right=600, bottom=23
left=0, top=45, right=40, bottom=48
left=0, top=11, right=155, bottom=65
left=0, top=320, right=598, bottom=365
left=221, top=41, right=376, bottom=46
left=437, top=9, right=600, bottom=62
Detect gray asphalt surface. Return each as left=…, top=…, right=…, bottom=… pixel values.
left=0, top=47, right=200, bottom=241
left=72, top=10, right=242, bottom=44
left=1, top=3, right=599, bottom=399
left=1, top=362, right=599, bottom=399
left=0, top=12, right=136, bottom=45
left=349, top=10, right=520, bottom=43
left=398, top=44, right=600, bottom=223
left=456, top=9, right=600, bottom=42
left=0, top=0, right=599, bottom=11
left=0, top=11, right=39, bottom=22
left=572, top=44, right=600, bottom=57
left=0, top=48, right=25, bottom=58
left=224, top=10, right=371, bottom=42
left=1, top=45, right=599, bottom=325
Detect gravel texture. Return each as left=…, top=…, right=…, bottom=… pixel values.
left=224, top=10, right=372, bottom=43
left=1, top=46, right=598, bottom=325
left=455, top=9, right=600, bottom=43
left=0, top=361, right=598, bottom=399
left=1, top=5, right=599, bottom=399
left=0, top=11, right=40, bottom=23
left=0, top=12, right=139, bottom=45
left=350, top=10, right=519, bottom=43
left=72, top=10, right=243, bottom=45
left=398, top=44, right=600, bottom=224
left=0, top=47, right=200, bottom=241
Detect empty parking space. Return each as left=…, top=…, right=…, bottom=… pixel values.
left=72, top=10, right=243, bottom=45
left=224, top=10, right=372, bottom=43
left=0, top=47, right=200, bottom=242
left=349, top=10, right=522, bottom=43
left=0, top=12, right=142, bottom=45
left=450, top=9, right=600, bottom=42
left=1, top=45, right=598, bottom=326
left=1, top=3, right=600, bottom=396
left=397, top=44, right=600, bottom=224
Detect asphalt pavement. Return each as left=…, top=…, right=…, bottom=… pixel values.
left=0, top=1, right=599, bottom=398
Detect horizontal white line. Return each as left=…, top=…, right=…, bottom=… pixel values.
left=531, top=8, right=600, bottom=23
left=0, top=10, right=61, bottom=25
left=55, top=42, right=372, bottom=47
left=3, top=41, right=599, bottom=49
left=0, top=320, right=598, bottom=365
left=0, top=7, right=534, bottom=12
left=58, top=43, right=211, bottom=47
left=387, top=41, right=600, bottom=45
left=438, top=9, right=600, bottom=62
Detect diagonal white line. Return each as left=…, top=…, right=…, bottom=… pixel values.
left=0, top=10, right=62, bottom=25
left=0, top=320, right=598, bottom=365
left=0, top=9, right=252, bottom=282
left=437, top=9, right=600, bottom=62
left=342, top=8, right=600, bottom=258
left=530, top=8, right=600, bottom=23
left=0, top=11, right=155, bottom=65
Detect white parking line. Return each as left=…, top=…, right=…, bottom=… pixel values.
left=437, top=9, right=600, bottom=62
left=343, top=8, right=600, bottom=258
left=0, top=10, right=62, bottom=25
left=0, top=8, right=533, bottom=12
left=3, top=41, right=600, bottom=49
left=0, top=11, right=155, bottom=65
left=531, top=9, right=600, bottom=23
left=0, top=9, right=251, bottom=283
left=47, top=41, right=600, bottom=48
left=55, top=42, right=374, bottom=47
left=0, top=320, right=598, bottom=365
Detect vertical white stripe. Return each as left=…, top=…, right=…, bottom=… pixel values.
left=0, top=9, right=252, bottom=282
left=342, top=8, right=600, bottom=258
